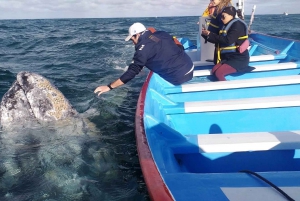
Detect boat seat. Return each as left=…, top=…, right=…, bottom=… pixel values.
left=164, top=75, right=300, bottom=94
left=192, top=54, right=287, bottom=67
left=249, top=54, right=287, bottom=62
left=171, top=130, right=300, bottom=153
left=193, top=62, right=300, bottom=77
left=163, top=95, right=300, bottom=114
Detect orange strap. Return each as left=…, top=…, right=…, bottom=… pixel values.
left=147, top=27, right=156, bottom=33
left=173, top=37, right=182, bottom=46
left=148, top=27, right=182, bottom=46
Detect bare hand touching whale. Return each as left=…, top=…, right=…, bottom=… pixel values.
left=94, top=78, right=124, bottom=96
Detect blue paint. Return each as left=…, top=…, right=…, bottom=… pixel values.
left=169, top=107, right=300, bottom=135
left=142, top=32, right=300, bottom=201
left=175, top=150, right=300, bottom=173
left=294, top=149, right=300, bottom=159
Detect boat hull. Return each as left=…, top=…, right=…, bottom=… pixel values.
left=135, top=32, right=300, bottom=200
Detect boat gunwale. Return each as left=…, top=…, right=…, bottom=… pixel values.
left=250, top=31, right=300, bottom=43
left=135, top=71, right=173, bottom=201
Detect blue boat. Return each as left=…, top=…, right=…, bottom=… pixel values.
left=135, top=2, right=300, bottom=201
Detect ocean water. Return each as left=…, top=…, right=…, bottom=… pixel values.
left=0, top=14, right=299, bottom=201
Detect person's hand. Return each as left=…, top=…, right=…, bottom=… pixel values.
left=202, top=29, right=210, bottom=36
left=94, top=85, right=110, bottom=96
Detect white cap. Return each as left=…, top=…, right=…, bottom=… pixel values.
left=125, top=22, right=146, bottom=41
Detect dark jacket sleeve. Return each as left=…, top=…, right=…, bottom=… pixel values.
left=201, top=34, right=208, bottom=40
left=207, top=21, right=244, bottom=45
left=119, top=62, right=143, bottom=84
left=119, top=40, right=156, bottom=84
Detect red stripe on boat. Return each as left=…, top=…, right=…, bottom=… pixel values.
left=135, top=71, right=173, bottom=201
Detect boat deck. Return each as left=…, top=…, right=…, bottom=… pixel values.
left=140, top=33, right=300, bottom=200
left=164, top=172, right=300, bottom=201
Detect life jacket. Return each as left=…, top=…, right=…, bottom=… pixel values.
left=207, top=8, right=220, bottom=34
left=147, top=27, right=183, bottom=49
left=217, top=18, right=248, bottom=63
left=202, top=2, right=216, bottom=17
left=147, top=27, right=157, bottom=33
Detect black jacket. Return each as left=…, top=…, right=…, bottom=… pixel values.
left=120, top=30, right=193, bottom=85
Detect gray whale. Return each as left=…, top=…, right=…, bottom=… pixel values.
left=0, top=72, right=117, bottom=200
left=0, top=71, right=78, bottom=130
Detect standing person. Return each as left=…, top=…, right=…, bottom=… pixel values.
left=202, top=0, right=232, bottom=64
left=201, top=6, right=253, bottom=81
left=94, top=22, right=194, bottom=96
left=206, top=0, right=232, bottom=34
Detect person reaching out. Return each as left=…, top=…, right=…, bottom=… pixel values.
left=94, top=22, right=194, bottom=96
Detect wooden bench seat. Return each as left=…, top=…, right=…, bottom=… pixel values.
left=171, top=130, right=300, bottom=153
left=193, top=62, right=300, bottom=77
left=164, top=75, right=300, bottom=94
left=249, top=54, right=287, bottom=62
left=163, top=95, right=300, bottom=114
left=193, top=54, right=287, bottom=67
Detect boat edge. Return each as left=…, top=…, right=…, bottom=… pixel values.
left=135, top=71, right=174, bottom=201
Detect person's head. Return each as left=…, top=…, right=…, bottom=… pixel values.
left=214, top=0, right=232, bottom=14
left=125, top=22, right=146, bottom=45
left=211, top=0, right=221, bottom=6
left=221, top=6, right=236, bottom=24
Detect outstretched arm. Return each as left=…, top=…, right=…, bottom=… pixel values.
left=94, top=79, right=124, bottom=96
left=94, top=42, right=148, bottom=96
left=94, top=63, right=143, bottom=96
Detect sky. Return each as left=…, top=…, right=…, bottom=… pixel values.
left=0, top=0, right=298, bottom=19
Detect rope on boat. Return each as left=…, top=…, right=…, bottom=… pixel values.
left=239, top=170, right=295, bottom=201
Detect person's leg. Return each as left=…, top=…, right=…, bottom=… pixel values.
left=214, top=63, right=237, bottom=81
left=211, top=63, right=222, bottom=74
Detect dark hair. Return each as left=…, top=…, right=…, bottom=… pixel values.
left=222, top=6, right=237, bottom=17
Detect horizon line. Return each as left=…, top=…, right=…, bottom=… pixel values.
left=0, top=13, right=298, bottom=21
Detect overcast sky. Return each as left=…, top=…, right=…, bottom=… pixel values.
left=0, top=0, right=297, bottom=19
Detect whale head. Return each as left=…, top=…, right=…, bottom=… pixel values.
left=0, top=71, right=78, bottom=130
left=0, top=72, right=114, bottom=200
